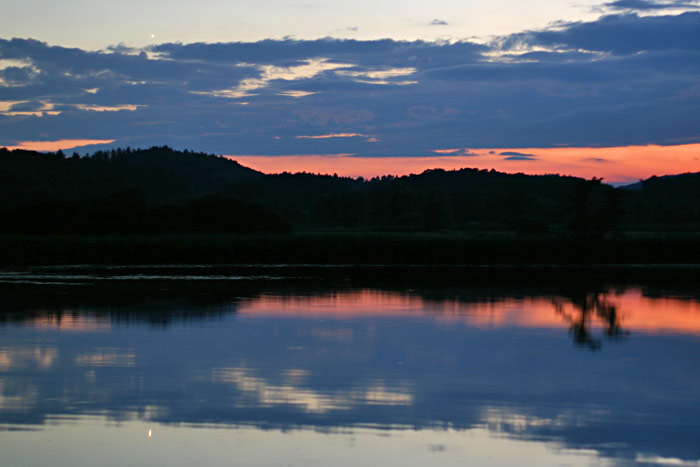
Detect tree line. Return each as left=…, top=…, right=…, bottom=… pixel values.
left=0, top=145, right=698, bottom=235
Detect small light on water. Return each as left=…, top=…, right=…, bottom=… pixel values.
left=148, top=429, right=152, bottom=438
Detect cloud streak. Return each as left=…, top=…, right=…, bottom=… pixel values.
left=499, top=151, right=537, bottom=161
left=602, top=0, right=700, bottom=11
left=295, top=133, right=374, bottom=139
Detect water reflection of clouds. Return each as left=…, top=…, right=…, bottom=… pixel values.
left=305, top=327, right=356, bottom=342
left=212, top=366, right=413, bottom=414
left=0, top=381, right=38, bottom=411
left=0, top=347, right=57, bottom=370
left=1, top=282, right=700, bottom=465
left=213, top=367, right=351, bottom=413
left=480, top=406, right=588, bottom=433
left=28, top=314, right=110, bottom=332
left=636, top=454, right=700, bottom=466
left=74, top=349, right=136, bottom=367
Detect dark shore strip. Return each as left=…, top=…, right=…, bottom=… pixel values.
left=1, top=231, right=699, bottom=267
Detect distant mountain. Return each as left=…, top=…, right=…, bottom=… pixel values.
left=619, top=181, right=643, bottom=191
left=623, top=172, right=700, bottom=224
left=639, top=172, right=700, bottom=189
left=619, top=172, right=700, bottom=191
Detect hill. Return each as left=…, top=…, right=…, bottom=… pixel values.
left=620, top=172, right=700, bottom=225
left=0, top=146, right=262, bottom=207
left=0, top=146, right=288, bottom=234
left=0, top=146, right=698, bottom=234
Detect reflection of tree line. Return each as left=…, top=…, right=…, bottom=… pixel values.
left=552, top=293, right=628, bottom=350
left=2, top=278, right=694, bottom=348
left=0, top=303, right=236, bottom=329
left=0, top=280, right=255, bottom=328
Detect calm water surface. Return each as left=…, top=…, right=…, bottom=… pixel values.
left=1, top=266, right=699, bottom=466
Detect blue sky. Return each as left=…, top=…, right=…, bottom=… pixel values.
left=1, top=0, right=699, bottom=180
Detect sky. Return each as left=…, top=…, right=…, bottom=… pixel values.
left=1, top=0, right=699, bottom=183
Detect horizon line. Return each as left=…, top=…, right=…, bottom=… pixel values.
left=3, top=142, right=700, bottom=185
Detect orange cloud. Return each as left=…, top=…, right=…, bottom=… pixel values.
left=3, top=139, right=115, bottom=152
left=295, top=133, right=372, bottom=139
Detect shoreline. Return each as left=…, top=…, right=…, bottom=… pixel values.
left=1, top=231, right=699, bottom=268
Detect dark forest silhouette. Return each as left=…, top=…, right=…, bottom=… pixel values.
left=1, top=145, right=698, bottom=236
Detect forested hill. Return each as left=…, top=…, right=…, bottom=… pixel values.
left=621, top=172, right=700, bottom=224
left=0, top=146, right=262, bottom=207
left=0, top=146, right=698, bottom=234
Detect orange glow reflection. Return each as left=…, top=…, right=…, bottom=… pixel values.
left=229, top=143, right=700, bottom=184
left=238, top=289, right=700, bottom=335
left=28, top=314, right=110, bottom=332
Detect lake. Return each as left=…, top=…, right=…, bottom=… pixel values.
left=1, top=265, right=699, bottom=466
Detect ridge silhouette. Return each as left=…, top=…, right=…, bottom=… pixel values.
left=3, top=145, right=697, bottom=234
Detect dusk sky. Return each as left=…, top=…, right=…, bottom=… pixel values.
left=1, top=0, right=699, bottom=183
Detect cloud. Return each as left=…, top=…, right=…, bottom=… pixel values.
left=0, top=13, right=699, bottom=157
left=499, top=151, right=537, bottom=160
left=278, top=90, right=317, bottom=98
left=191, top=58, right=353, bottom=99
left=433, top=148, right=480, bottom=156
left=509, top=11, right=700, bottom=53
left=430, top=19, right=449, bottom=26
left=149, top=38, right=485, bottom=68
left=75, top=104, right=141, bottom=112
left=296, top=133, right=373, bottom=139
left=602, top=0, right=700, bottom=11
left=503, top=156, right=535, bottom=161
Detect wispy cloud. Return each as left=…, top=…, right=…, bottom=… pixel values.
left=499, top=151, right=537, bottom=161
left=192, top=59, right=352, bottom=99
left=0, top=100, right=60, bottom=116
left=602, top=0, right=700, bottom=11
left=296, top=133, right=373, bottom=139
left=334, top=67, right=418, bottom=85
left=74, top=104, right=141, bottom=112
left=433, top=148, right=480, bottom=156
left=429, top=19, right=449, bottom=26
left=278, top=90, right=317, bottom=98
